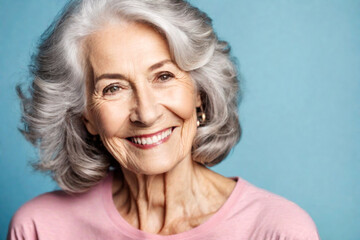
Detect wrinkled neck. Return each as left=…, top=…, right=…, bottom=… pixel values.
left=112, top=157, right=235, bottom=235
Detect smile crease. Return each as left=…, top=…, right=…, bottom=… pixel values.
left=128, top=128, right=173, bottom=145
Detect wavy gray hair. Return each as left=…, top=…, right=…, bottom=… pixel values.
left=18, top=0, right=241, bottom=193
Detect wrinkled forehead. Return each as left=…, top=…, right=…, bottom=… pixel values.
left=84, top=22, right=172, bottom=78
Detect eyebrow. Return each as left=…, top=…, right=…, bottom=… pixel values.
left=95, top=73, right=127, bottom=82
left=148, top=59, right=173, bottom=71
left=95, top=59, right=174, bottom=82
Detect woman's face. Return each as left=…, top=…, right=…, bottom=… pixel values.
left=84, top=22, right=201, bottom=175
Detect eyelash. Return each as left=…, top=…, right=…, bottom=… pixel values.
left=101, top=72, right=174, bottom=96
left=102, top=83, right=122, bottom=95
left=157, top=72, right=174, bottom=82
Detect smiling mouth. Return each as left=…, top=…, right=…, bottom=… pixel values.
left=126, top=127, right=174, bottom=149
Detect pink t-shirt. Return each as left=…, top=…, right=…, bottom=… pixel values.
left=8, top=172, right=320, bottom=240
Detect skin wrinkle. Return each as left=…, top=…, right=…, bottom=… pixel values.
left=83, top=22, right=236, bottom=235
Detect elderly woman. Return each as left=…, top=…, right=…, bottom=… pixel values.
left=8, top=0, right=319, bottom=239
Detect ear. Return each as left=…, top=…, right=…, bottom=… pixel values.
left=83, top=111, right=98, bottom=135
left=195, top=92, right=202, bottom=107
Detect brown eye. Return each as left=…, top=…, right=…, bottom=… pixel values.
left=103, top=84, right=121, bottom=95
left=157, top=72, right=174, bottom=82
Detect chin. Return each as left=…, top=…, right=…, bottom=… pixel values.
left=123, top=155, right=185, bottom=176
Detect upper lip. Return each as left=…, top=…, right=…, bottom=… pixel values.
left=127, top=127, right=174, bottom=139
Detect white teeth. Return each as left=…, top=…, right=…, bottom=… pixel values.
left=130, top=128, right=173, bottom=145
left=146, top=137, right=153, bottom=144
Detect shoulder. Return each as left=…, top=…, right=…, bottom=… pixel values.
left=11, top=190, right=75, bottom=222
left=8, top=191, right=82, bottom=233
left=8, top=179, right=107, bottom=240
left=7, top=191, right=70, bottom=239
left=229, top=178, right=320, bottom=239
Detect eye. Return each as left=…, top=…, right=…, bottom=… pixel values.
left=103, top=84, right=122, bottom=95
left=157, top=72, right=174, bottom=82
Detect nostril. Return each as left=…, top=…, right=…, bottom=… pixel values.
left=129, top=105, right=163, bottom=127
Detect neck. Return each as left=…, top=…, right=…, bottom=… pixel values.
left=112, top=157, right=236, bottom=235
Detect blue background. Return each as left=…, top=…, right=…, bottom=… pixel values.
left=1, top=0, right=359, bottom=239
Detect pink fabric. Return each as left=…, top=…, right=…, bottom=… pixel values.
left=8, top=172, right=320, bottom=240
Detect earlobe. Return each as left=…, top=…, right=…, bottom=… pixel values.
left=82, top=112, right=98, bottom=135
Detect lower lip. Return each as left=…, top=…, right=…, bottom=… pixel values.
left=127, top=128, right=174, bottom=149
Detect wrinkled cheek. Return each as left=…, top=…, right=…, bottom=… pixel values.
left=90, top=99, right=140, bottom=171
left=102, top=137, right=143, bottom=173
left=93, top=103, right=129, bottom=137
left=160, top=87, right=199, bottom=157
left=179, top=110, right=198, bottom=152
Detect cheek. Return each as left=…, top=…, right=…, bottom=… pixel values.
left=160, top=85, right=197, bottom=121
left=159, top=84, right=198, bottom=151
left=92, top=100, right=129, bottom=137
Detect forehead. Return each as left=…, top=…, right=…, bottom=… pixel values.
left=85, top=22, right=171, bottom=72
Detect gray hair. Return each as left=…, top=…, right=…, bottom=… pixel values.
left=18, top=0, right=241, bottom=193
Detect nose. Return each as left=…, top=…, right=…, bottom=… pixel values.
left=129, top=84, right=162, bottom=126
